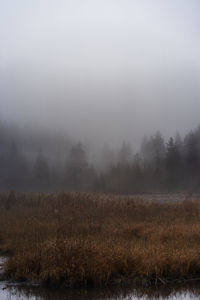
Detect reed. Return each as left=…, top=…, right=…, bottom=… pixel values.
left=1, top=192, right=200, bottom=286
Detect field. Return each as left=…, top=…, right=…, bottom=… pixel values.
left=1, top=192, right=200, bottom=287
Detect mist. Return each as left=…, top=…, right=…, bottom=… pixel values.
left=0, top=0, right=200, bottom=149
left=0, top=0, right=200, bottom=192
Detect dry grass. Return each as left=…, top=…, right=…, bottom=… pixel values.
left=1, top=192, right=200, bottom=286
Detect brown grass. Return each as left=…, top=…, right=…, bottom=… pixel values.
left=1, top=192, right=200, bottom=286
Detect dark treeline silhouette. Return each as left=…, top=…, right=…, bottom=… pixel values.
left=1, top=120, right=200, bottom=193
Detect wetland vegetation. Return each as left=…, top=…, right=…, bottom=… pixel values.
left=1, top=192, right=200, bottom=287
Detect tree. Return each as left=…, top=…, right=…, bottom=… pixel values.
left=2, top=142, right=28, bottom=191
left=118, top=142, right=132, bottom=165
left=33, top=149, right=50, bottom=191
left=165, top=137, right=181, bottom=190
left=140, top=132, right=165, bottom=191
left=65, top=142, right=88, bottom=190
left=184, top=131, right=200, bottom=189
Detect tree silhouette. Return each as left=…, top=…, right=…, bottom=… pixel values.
left=65, top=143, right=88, bottom=190
left=165, top=137, right=182, bottom=190
left=33, top=149, right=50, bottom=191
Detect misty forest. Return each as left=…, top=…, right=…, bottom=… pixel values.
left=0, top=121, right=200, bottom=193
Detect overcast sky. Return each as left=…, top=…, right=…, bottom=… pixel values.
left=0, top=0, right=200, bottom=148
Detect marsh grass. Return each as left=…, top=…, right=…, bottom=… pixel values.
left=1, top=192, right=200, bottom=286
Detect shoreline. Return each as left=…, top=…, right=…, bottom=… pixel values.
left=2, top=255, right=200, bottom=289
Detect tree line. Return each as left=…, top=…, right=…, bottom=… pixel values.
left=1, top=121, right=200, bottom=193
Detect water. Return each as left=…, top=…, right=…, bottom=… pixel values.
left=1, top=256, right=200, bottom=300
left=0, top=257, right=6, bottom=276
left=1, top=281, right=200, bottom=299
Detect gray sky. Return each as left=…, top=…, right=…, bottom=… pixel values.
left=0, top=0, right=200, bottom=148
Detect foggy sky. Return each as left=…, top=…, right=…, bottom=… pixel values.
left=0, top=0, right=200, bottom=148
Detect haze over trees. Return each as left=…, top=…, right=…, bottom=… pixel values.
left=0, top=1, right=200, bottom=195
left=0, top=121, right=200, bottom=193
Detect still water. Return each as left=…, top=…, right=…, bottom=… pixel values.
left=1, top=282, right=200, bottom=300
left=1, top=256, right=200, bottom=300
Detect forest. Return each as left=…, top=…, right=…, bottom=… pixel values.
left=0, top=120, right=200, bottom=194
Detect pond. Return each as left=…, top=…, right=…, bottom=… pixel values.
left=1, top=281, right=200, bottom=300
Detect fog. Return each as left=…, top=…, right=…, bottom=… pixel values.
left=0, top=0, right=200, bottom=149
